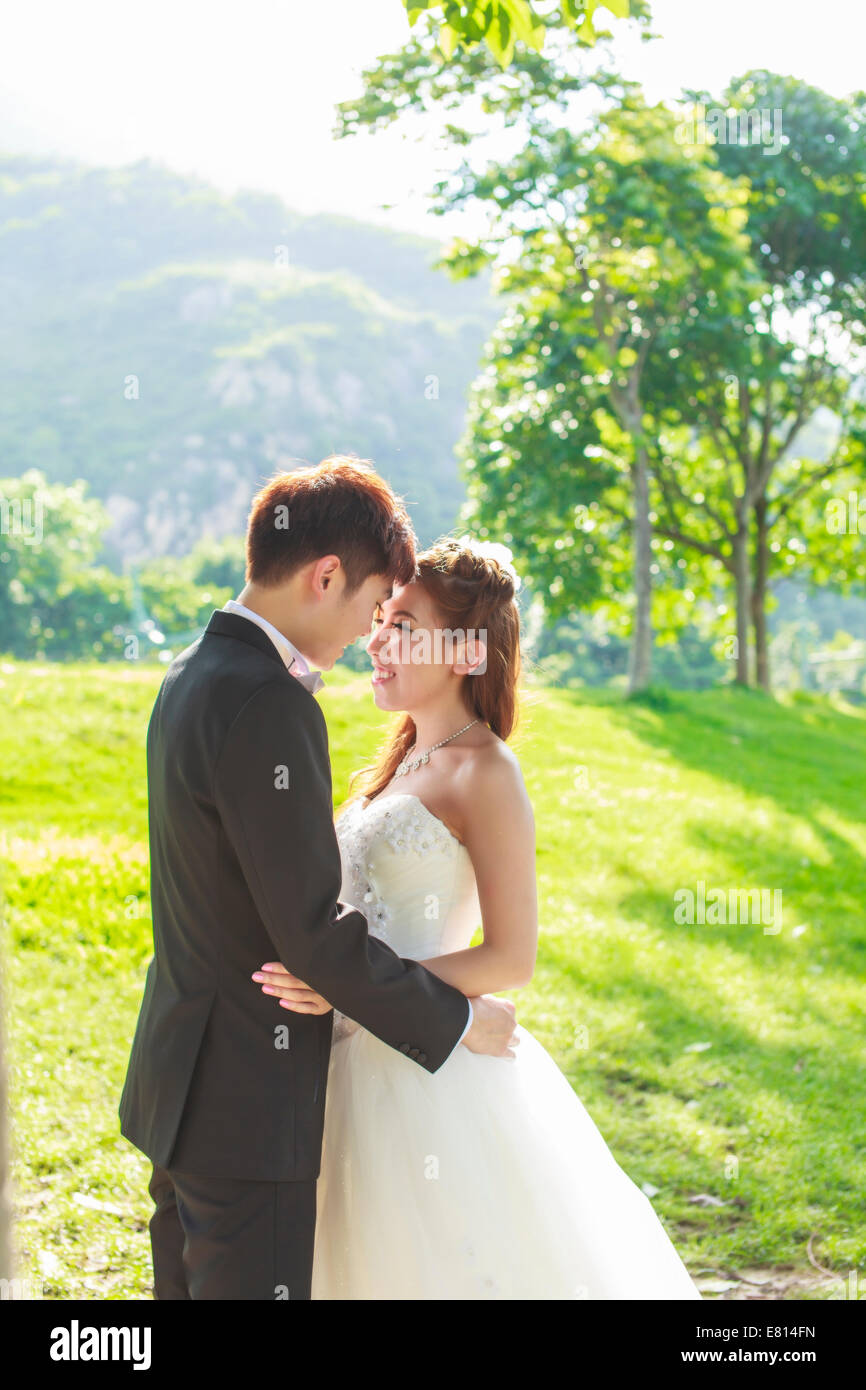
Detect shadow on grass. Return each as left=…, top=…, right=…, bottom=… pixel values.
left=601, top=685, right=865, bottom=820
left=543, top=683, right=865, bottom=963
left=539, top=932, right=866, bottom=1181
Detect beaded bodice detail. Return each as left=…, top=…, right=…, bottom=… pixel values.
left=331, top=792, right=480, bottom=1039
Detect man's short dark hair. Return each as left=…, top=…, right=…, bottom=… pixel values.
left=245, top=455, right=417, bottom=594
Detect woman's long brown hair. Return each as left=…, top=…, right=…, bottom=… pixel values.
left=341, top=537, right=522, bottom=809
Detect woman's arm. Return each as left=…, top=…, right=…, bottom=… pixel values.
left=418, top=751, right=538, bottom=995
left=252, top=751, right=537, bottom=1009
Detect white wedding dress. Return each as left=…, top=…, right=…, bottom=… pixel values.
left=311, top=791, right=702, bottom=1300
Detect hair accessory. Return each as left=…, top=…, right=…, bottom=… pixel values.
left=456, top=534, right=522, bottom=591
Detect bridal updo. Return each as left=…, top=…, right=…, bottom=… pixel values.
left=348, top=536, right=523, bottom=804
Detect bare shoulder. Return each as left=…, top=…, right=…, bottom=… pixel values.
left=446, top=735, right=534, bottom=838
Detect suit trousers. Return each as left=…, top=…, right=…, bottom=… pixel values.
left=148, top=1162, right=318, bottom=1300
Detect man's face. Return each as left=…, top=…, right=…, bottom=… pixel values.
left=315, top=569, right=393, bottom=669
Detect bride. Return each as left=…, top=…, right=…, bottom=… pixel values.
left=255, top=537, right=702, bottom=1300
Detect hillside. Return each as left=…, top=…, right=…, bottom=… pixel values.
left=0, top=153, right=498, bottom=559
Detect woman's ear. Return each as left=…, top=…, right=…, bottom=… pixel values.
left=452, top=632, right=488, bottom=677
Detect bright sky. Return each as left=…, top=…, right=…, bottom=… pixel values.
left=1, top=0, right=863, bottom=241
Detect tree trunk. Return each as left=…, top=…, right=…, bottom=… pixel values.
left=732, top=523, right=751, bottom=686
left=752, top=497, right=770, bottom=691
left=628, top=445, right=653, bottom=694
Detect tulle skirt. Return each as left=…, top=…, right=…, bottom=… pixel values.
left=311, top=1023, right=702, bottom=1300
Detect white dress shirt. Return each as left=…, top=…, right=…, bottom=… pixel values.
left=221, top=599, right=474, bottom=1056
left=223, top=598, right=325, bottom=692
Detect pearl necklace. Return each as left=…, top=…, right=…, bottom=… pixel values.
left=394, top=718, right=480, bottom=778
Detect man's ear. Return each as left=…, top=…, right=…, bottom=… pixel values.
left=312, top=554, right=341, bottom=596
left=452, top=633, right=487, bottom=676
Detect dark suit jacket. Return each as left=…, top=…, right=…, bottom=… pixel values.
left=119, top=610, right=470, bottom=1181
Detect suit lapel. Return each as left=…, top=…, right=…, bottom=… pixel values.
left=204, top=610, right=287, bottom=669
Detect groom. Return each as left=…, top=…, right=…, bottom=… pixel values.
left=119, top=455, right=518, bottom=1300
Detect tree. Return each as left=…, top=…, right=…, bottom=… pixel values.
left=340, top=44, right=866, bottom=692
left=184, top=535, right=246, bottom=594
left=0, top=471, right=131, bottom=660
left=0, top=472, right=238, bottom=661
left=339, top=31, right=756, bottom=690
left=400, top=0, right=635, bottom=67
left=452, top=97, right=756, bottom=690
left=136, top=554, right=233, bottom=648
left=336, top=8, right=665, bottom=689
left=654, top=72, right=866, bottom=687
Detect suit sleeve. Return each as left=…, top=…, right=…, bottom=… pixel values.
left=213, top=679, right=471, bottom=1073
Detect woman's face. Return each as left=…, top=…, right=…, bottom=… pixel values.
left=366, top=580, right=453, bottom=712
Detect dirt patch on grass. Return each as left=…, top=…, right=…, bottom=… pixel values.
left=694, top=1265, right=853, bottom=1300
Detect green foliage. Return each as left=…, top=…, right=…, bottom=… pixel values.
left=340, top=47, right=866, bottom=684
left=135, top=557, right=231, bottom=648
left=184, top=535, right=246, bottom=593
left=402, top=0, right=636, bottom=66
left=0, top=471, right=130, bottom=660
left=655, top=74, right=866, bottom=593
left=0, top=471, right=240, bottom=660
left=449, top=95, right=758, bottom=632
left=532, top=610, right=725, bottom=689
left=340, top=3, right=648, bottom=147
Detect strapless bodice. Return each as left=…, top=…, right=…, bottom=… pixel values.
left=335, top=792, right=480, bottom=962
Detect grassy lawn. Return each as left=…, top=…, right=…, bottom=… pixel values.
left=1, top=657, right=864, bottom=1300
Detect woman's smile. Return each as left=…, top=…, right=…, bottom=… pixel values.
left=371, top=663, right=396, bottom=684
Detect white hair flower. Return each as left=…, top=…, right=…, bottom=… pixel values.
left=457, top=534, right=522, bottom=590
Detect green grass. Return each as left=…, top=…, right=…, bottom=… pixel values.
left=2, top=657, right=865, bottom=1300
